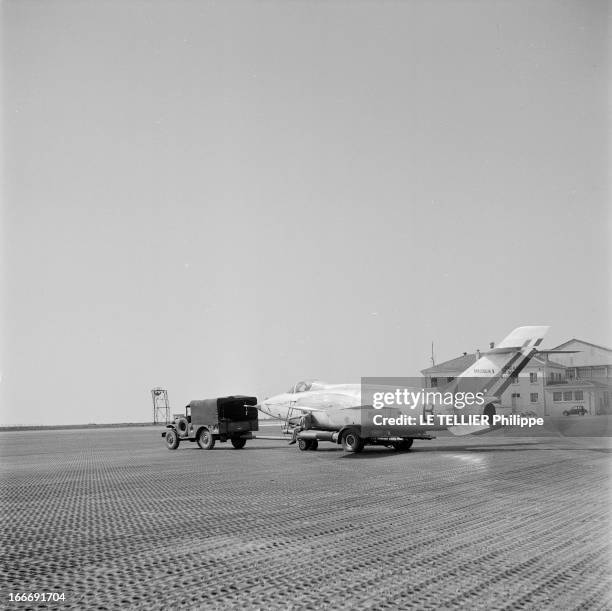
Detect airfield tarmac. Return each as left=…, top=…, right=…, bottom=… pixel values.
left=1, top=426, right=611, bottom=610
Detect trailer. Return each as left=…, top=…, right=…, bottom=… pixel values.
left=162, top=396, right=258, bottom=450
left=294, top=426, right=434, bottom=453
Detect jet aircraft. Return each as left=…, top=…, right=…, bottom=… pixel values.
left=258, top=326, right=576, bottom=449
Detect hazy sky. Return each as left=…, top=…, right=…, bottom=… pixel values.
left=2, top=0, right=610, bottom=425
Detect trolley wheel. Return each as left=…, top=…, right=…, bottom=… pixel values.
left=342, top=430, right=364, bottom=453
left=308, top=440, right=319, bottom=451
left=392, top=438, right=414, bottom=452
left=231, top=438, right=247, bottom=449
left=197, top=428, right=215, bottom=450
left=165, top=429, right=179, bottom=450
left=298, top=438, right=312, bottom=451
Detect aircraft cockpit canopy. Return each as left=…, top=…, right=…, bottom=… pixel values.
left=288, top=381, right=312, bottom=393
left=287, top=380, right=326, bottom=393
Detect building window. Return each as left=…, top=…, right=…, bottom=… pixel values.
left=511, top=393, right=520, bottom=398
left=447, top=377, right=455, bottom=383
left=553, top=392, right=562, bottom=402
left=563, top=391, right=572, bottom=401
left=511, top=375, right=519, bottom=384
left=530, top=393, right=538, bottom=403
left=574, top=391, right=583, bottom=401
left=431, top=377, right=438, bottom=388
left=530, top=372, right=538, bottom=383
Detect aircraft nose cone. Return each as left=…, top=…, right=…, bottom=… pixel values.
left=262, top=396, right=280, bottom=409
left=264, top=394, right=284, bottom=405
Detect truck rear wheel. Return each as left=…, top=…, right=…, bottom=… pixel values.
left=231, top=438, right=247, bottom=449
left=342, top=430, right=364, bottom=453
left=165, top=429, right=179, bottom=450
left=197, top=428, right=215, bottom=450
left=309, top=440, right=318, bottom=451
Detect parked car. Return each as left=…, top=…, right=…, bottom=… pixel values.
left=563, top=406, right=587, bottom=416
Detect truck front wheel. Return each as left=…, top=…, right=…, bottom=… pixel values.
left=197, top=428, right=215, bottom=450
left=231, top=438, right=247, bottom=449
left=165, top=429, right=179, bottom=450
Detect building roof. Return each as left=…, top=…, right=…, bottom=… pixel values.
left=421, top=354, right=476, bottom=375
left=552, top=338, right=612, bottom=353
left=421, top=352, right=566, bottom=376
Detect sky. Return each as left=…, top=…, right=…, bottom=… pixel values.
left=2, top=0, right=610, bottom=425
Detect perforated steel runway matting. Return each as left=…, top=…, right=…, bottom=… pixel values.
left=1, top=427, right=611, bottom=610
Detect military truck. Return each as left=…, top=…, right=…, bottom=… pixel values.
left=162, top=396, right=258, bottom=450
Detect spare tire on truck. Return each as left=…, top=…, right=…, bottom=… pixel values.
left=176, top=417, right=189, bottom=437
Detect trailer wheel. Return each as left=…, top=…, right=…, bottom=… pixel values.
left=342, top=430, right=364, bottom=453
left=392, top=439, right=413, bottom=452
left=298, top=438, right=312, bottom=451
left=308, top=440, right=318, bottom=451
left=165, top=429, right=179, bottom=450
left=197, top=428, right=215, bottom=450
left=231, top=438, right=247, bottom=449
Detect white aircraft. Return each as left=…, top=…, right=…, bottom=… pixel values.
left=258, top=326, right=573, bottom=452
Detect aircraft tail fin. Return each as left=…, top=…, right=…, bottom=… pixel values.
left=458, top=325, right=549, bottom=387
left=447, top=325, right=549, bottom=436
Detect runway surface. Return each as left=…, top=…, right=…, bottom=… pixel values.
left=1, top=426, right=611, bottom=610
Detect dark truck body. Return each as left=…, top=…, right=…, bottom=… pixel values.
left=162, top=396, right=258, bottom=450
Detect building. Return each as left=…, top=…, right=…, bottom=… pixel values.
left=544, top=339, right=612, bottom=415
left=421, top=339, right=612, bottom=416
left=548, top=339, right=612, bottom=379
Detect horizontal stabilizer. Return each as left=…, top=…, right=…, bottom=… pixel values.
left=535, top=350, right=579, bottom=354
left=485, top=348, right=579, bottom=355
